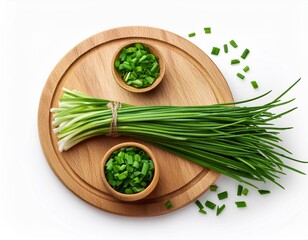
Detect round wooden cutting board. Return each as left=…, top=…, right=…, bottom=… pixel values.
left=38, top=26, right=233, bottom=216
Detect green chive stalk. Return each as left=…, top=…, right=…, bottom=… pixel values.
left=51, top=79, right=306, bottom=188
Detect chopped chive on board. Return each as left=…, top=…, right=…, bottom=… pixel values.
left=235, top=201, right=247, bottom=208
left=251, top=81, right=259, bottom=89
left=210, top=185, right=218, bottom=191
left=237, top=73, right=245, bottom=80
left=231, top=59, right=240, bottom=65
left=223, top=44, right=228, bottom=53
left=217, top=191, right=228, bottom=200
left=199, top=209, right=207, bottom=215
left=205, top=200, right=216, bottom=210
left=204, top=27, right=211, bottom=34
left=195, top=200, right=204, bottom=210
left=242, top=188, right=249, bottom=196
left=188, top=32, right=196, bottom=37
left=258, top=189, right=271, bottom=195
left=237, top=185, right=243, bottom=196
left=230, top=40, right=238, bottom=48
left=216, top=204, right=226, bottom=216
left=241, top=48, right=250, bottom=59
left=211, top=47, right=220, bottom=55
left=243, top=66, right=250, bottom=72
left=165, top=200, right=173, bottom=210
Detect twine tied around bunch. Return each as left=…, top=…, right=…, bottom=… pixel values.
left=107, top=101, right=122, bottom=137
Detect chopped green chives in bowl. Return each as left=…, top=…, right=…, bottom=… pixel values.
left=113, top=42, right=165, bottom=93
left=101, top=142, right=159, bottom=201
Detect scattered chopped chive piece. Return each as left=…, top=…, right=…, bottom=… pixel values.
left=217, top=191, right=228, bottom=200
left=223, top=44, right=228, bottom=53
left=205, top=200, right=216, bottom=210
left=199, top=209, right=207, bottom=215
left=195, top=200, right=204, bottom=210
left=188, top=32, right=196, bottom=37
left=210, top=185, right=218, bottom=191
left=235, top=201, right=247, bottom=208
left=251, top=81, right=259, bottom=89
left=242, top=188, right=249, bottom=196
left=258, top=189, right=271, bottom=195
left=237, top=185, right=243, bottom=196
left=230, top=40, right=238, bottom=48
left=165, top=200, right=173, bottom=210
left=211, top=47, right=220, bottom=55
left=204, top=27, right=211, bottom=34
left=231, top=59, right=240, bottom=65
left=216, top=204, right=226, bottom=216
left=241, top=48, right=250, bottom=59
left=243, top=66, right=250, bottom=72
left=237, top=73, right=245, bottom=80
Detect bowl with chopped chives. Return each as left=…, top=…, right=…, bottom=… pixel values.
left=112, top=41, right=165, bottom=93
left=101, top=142, right=160, bottom=201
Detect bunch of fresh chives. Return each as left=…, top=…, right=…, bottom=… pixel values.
left=51, top=79, right=305, bottom=188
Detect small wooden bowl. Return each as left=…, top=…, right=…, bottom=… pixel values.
left=101, top=142, right=160, bottom=201
left=112, top=41, right=165, bottom=93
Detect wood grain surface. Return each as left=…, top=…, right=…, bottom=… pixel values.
left=38, top=26, right=233, bottom=216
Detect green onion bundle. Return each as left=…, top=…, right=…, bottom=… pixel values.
left=51, top=79, right=305, bottom=188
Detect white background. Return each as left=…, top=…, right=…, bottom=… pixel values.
left=1, top=0, right=308, bottom=239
